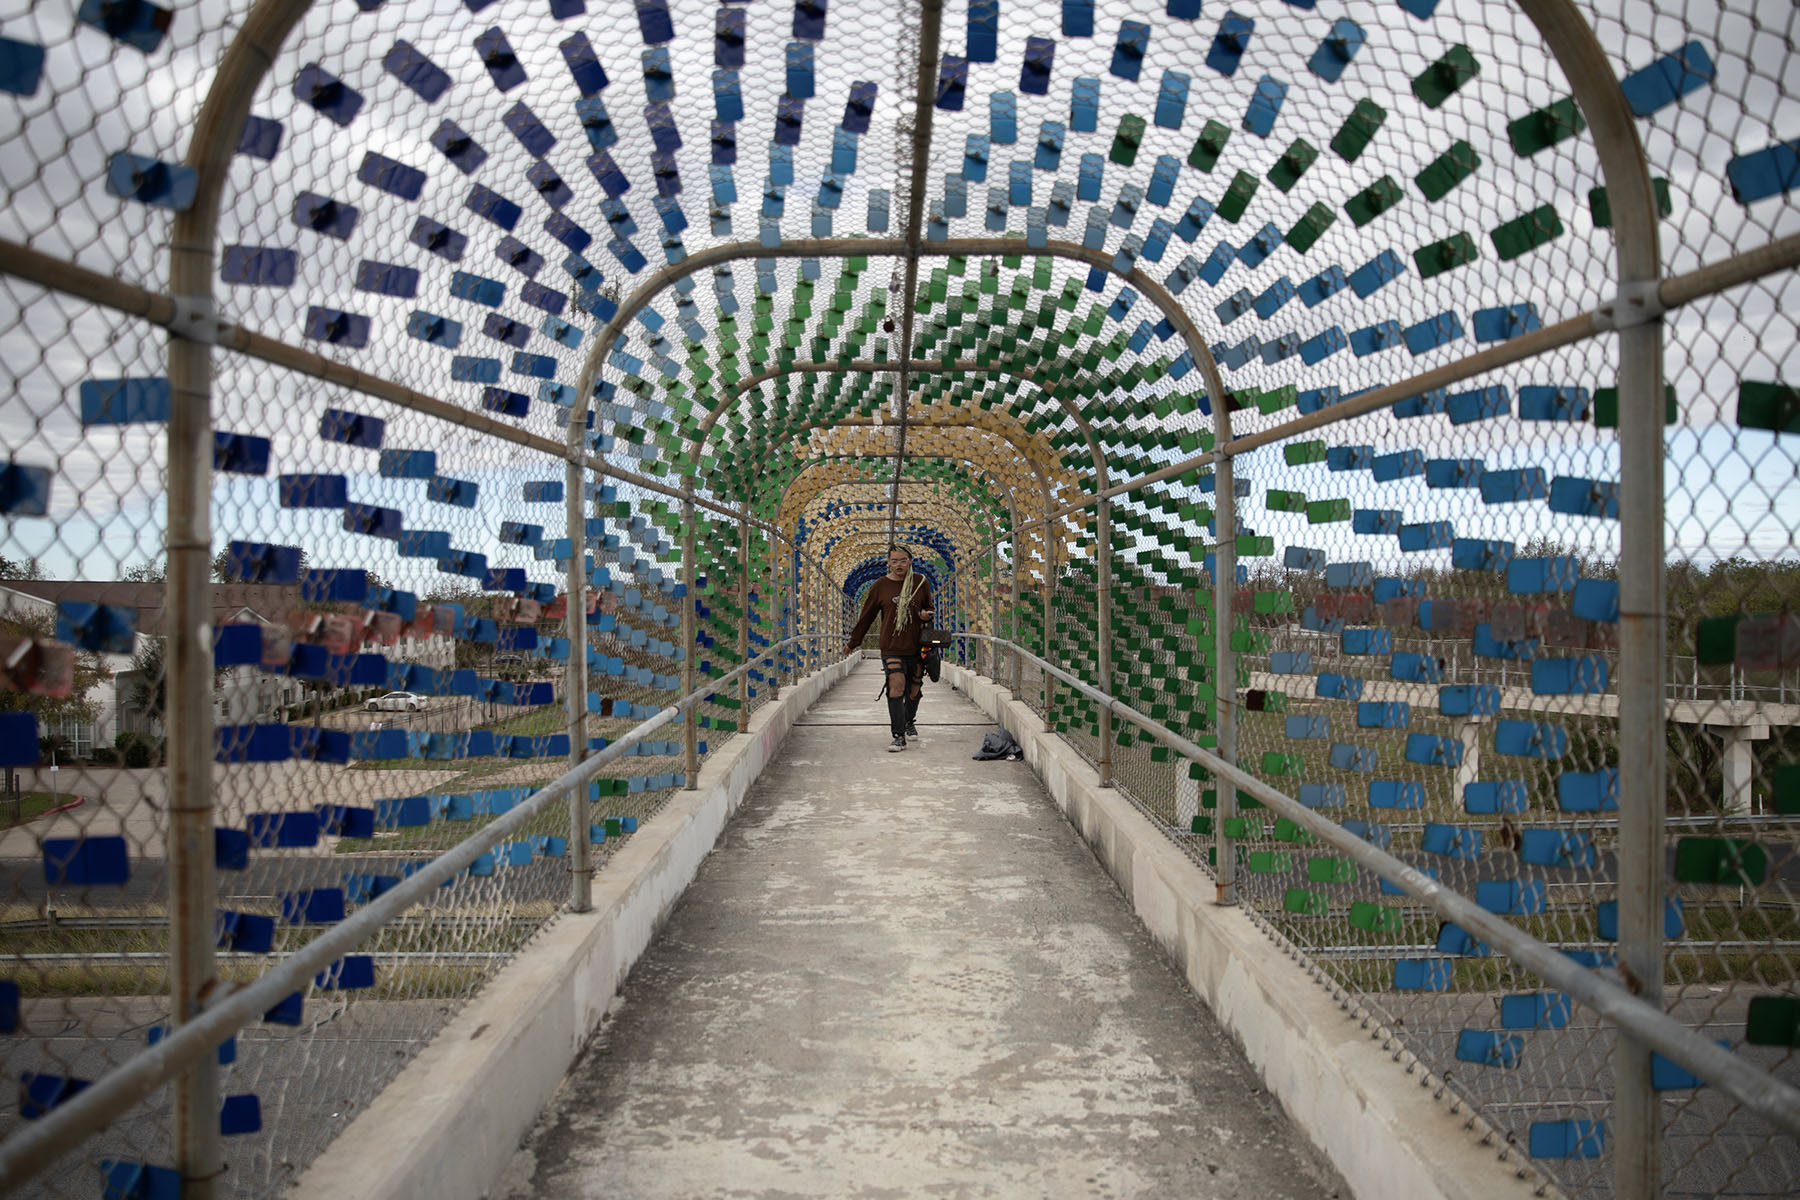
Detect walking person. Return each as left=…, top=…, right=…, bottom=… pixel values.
left=843, top=545, right=934, bottom=751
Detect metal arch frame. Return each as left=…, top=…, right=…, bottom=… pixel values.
left=772, top=424, right=1044, bottom=519
left=690, top=358, right=1112, bottom=488
left=163, top=1, right=319, bottom=1192
left=1512, top=2, right=1667, bottom=1190
left=777, top=454, right=1017, bottom=540
left=784, top=451, right=1020, bottom=660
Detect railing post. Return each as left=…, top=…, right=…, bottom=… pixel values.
left=1510, top=3, right=1666, bottom=1191
left=767, top=529, right=782, bottom=699
left=163, top=4, right=313, bottom=1192
left=989, top=543, right=1000, bottom=681
left=562, top=458, right=592, bottom=913
left=1214, top=445, right=1239, bottom=906
left=1096, top=492, right=1114, bottom=787
left=682, top=488, right=698, bottom=789
left=738, top=514, right=751, bottom=711
left=1010, top=526, right=1023, bottom=695
left=1041, top=481, right=1055, bottom=719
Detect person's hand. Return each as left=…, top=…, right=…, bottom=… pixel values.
left=921, top=608, right=934, bottom=619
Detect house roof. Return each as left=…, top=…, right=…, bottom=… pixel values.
left=0, top=581, right=303, bottom=639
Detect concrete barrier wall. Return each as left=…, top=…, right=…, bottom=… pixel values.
left=291, top=659, right=855, bottom=1200
left=944, top=665, right=1543, bottom=1200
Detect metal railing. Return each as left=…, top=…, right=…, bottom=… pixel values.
left=953, top=633, right=1800, bottom=1143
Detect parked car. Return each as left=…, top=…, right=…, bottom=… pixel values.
left=366, top=691, right=427, bottom=713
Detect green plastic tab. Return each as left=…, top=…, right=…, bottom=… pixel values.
left=1345, top=175, right=1405, bottom=228
left=1672, top=837, right=1768, bottom=887
left=1507, top=96, right=1586, bottom=156
left=1348, top=901, right=1403, bottom=934
left=1265, top=489, right=1307, bottom=512
left=1216, top=169, right=1260, bottom=223
left=1412, top=44, right=1480, bottom=108
left=1774, top=762, right=1800, bottom=816
left=1285, top=439, right=1328, bottom=465
left=1111, top=113, right=1147, bottom=166
left=1413, top=230, right=1479, bottom=280
left=1490, top=204, right=1564, bottom=260
left=1738, top=381, right=1800, bottom=434
left=1307, top=497, right=1351, bottom=523
left=1746, top=995, right=1800, bottom=1047
left=1694, top=616, right=1739, bottom=667
left=1589, top=178, right=1673, bottom=228
left=1268, top=138, right=1318, bottom=193
left=1253, top=591, right=1293, bottom=615
left=1188, top=119, right=1230, bottom=171
left=1223, top=816, right=1253, bottom=839
left=1236, top=534, right=1274, bottom=557
left=1261, top=752, right=1303, bottom=777
left=1307, top=856, right=1356, bottom=884
left=1415, top=139, right=1481, bottom=202
left=1246, top=850, right=1292, bottom=874
left=1283, top=888, right=1328, bottom=915
left=1256, top=384, right=1297, bottom=414
left=1330, top=99, right=1387, bottom=162
left=1272, top=817, right=1313, bottom=845
left=1286, top=202, right=1336, bottom=253
left=1593, top=383, right=1677, bottom=427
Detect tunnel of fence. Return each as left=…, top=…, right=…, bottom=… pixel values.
left=0, top=0, right=1797, bottom=1197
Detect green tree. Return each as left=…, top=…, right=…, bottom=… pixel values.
left=122, top=561, right=166, bottom=583
left=126, top=637, right=166, bottom=732
left=0, top=555, right=45, bottom=581
left=0, top=608, right=110, bottom=751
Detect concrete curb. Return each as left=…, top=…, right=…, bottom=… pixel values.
left=289, top=659, right=856, bottom=1200
left=945, top=664, right=1541, bottom=1200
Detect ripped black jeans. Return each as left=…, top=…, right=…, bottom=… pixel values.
left=881, top=653, right=924, bottom=737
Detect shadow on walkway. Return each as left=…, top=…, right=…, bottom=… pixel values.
left=502, top=661, right=1345, bottom=1199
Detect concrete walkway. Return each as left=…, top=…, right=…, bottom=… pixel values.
left=501, top=661, right=1344, bottom=1199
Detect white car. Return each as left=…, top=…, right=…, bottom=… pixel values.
left=366, top=691, right=426, bottom=713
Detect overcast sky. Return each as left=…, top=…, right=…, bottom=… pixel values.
left=0, top=0, right=1796, bottom=590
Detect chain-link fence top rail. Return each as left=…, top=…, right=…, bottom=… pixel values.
left=1, top=0, right=1798, bottom=1196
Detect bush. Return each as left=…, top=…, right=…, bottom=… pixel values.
left=123, top=740, right=153, bottom=769
left=90, top=747, right=119, bottom=765
left=114, top=730, right=139, bottom=751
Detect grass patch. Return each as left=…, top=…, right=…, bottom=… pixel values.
left=1, top=792, right=75, bottom=829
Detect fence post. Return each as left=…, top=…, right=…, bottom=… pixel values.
left=1511, top=2, right=1666, bottom=1189
left=562, top=460, right=591, bottom=913
left=682, top=489, right=698, bottom=789
left=738, top=514, right=751, bottom=712
left=1096, top=491, right=1114, bottom=787
left=163, top=3, right=312, bottom=1192
left=1213, top=453, right=1238, bottom=904
left=1010, top=526, right=1023, bottom=695
left=1041, top=481, right=1055, bottom=719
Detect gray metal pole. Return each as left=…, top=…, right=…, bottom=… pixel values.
left=1514, top=3, right=1667, bottom=1190
left=1042, top=481, right=1056, bottom=720
left=682, top=491, right=698, bottom=789
left=163, top=2, right=312, bottom=1192
left=563, top=459, right=592, bottom=913
left=1213, top=454, right=1238, bottom=906
left=1096, top=493, right=1114, bottom=787
left=738, top=516, right=751, bottom=712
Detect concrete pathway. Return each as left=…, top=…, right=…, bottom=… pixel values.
left=501, top=661, right=1344, bottom=1199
